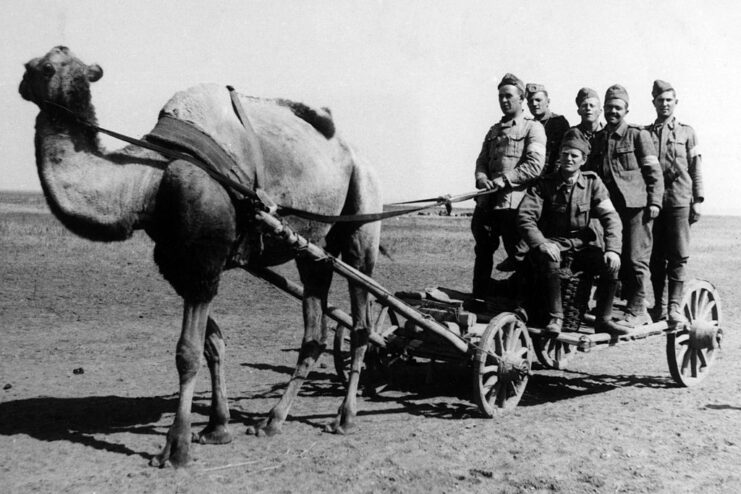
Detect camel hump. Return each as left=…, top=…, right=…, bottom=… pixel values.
left=276, top=98, right=335, bottom=139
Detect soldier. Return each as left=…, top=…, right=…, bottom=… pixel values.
left=571, top=87, right=603, bottom=147
left=526, top=83, right=570, bottom=175
left=518, top=130, right=625, bottom=334
left=586, top=85, right=664, bottom=325
left=471, top=73, right=546, bottom=298
left=646, top=80, right=704, bottom=322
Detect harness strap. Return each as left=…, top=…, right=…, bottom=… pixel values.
left=146, top=115, right=253, bottom=191
left=227, top=86, right=266, bottom=190
left=42, top=98, right=496, bottom=223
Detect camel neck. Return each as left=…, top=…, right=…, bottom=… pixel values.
left=35, top=112, right=163, bottom=241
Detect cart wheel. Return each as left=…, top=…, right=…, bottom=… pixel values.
left=473, top=312, right=532, bottom=416
left=534, top=335, right=574, bottom=370
left=666, top=280, right=722, bottom=387
left=333, top=299, right=399, bottom=389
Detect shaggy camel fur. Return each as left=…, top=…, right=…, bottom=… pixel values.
left=20, top=46, right=382, bottom=468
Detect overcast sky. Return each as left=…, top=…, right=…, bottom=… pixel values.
left=3, top=0, right=741, bottom=214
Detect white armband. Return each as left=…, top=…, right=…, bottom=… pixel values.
left=527, top=142, right=546, bottom=156
left=592, top=198, right=616, bottom=216
left=641, top=155, right=660, bottom=166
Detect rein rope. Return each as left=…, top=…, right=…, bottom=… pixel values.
left=42, top=93, right=498, bottom=224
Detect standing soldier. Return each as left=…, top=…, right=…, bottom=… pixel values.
left=518, top=130, right=625, bottom=335
left=526, top=83, right=570, bottom=175
left=472, top=73, right=546, bottom=299
left=586, top=85, right=664, bottom=325
left=646, top=80, right=704, bottom=322
left=571, top=87, right=603, bottom=147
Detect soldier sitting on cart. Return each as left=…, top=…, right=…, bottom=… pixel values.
left=517, top=130, right=629, bottom=335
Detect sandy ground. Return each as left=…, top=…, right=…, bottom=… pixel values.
left=1, top=196, right=740, bottom=493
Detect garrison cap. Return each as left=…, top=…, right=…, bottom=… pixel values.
left=498, top=73, right=525, bottom=94
left=575, top=87, right=599, bottom=106
left=652, top=79, right=674, bottom=98
left=525, top=83, right=547, bottom=98
left=605, top=84, right=629, bottom=105
left=560, top=128, right=591, bottom=156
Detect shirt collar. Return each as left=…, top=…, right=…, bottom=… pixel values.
left=578, top=121, right=603, bottom=134
left=608, top=119, right=628, bottom=137
left=558, top=170, right=585, bottom=188
left=500, top=112, right=525, bottom=128
left=653, top=115, right=677, bottom=130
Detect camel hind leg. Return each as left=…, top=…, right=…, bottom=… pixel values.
left=246, top=256, right=334, bottom=437
left=324, top=220, right=379, bottom=433
left=192, top=316, right=233, bottom=445
left=325, top=159, right=382, bottom=434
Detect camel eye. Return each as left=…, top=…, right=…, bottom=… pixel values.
left=42, top=63, right=55, bottom=77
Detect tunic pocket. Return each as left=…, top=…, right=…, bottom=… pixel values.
left=615, top=144, right=638, bottom=171
left=574, top=202, right=590, bottom=228
left=505, top=134, right=526, bottom=158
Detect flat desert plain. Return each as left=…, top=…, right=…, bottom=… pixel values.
left=1, top=192, right=740, bottom=493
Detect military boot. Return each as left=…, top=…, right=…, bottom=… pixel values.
left=667, top=280, right=685, bottom=324
left=594, top=279, right=631, bottom=335
left=544, top=274, right=563, bottom=335
left=649, top=278, right=667, bottom=321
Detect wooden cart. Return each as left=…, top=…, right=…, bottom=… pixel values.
left=250, top=210, right=723, bottom=417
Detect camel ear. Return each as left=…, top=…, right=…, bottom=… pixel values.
left=87, top=64, right=103, bottom=82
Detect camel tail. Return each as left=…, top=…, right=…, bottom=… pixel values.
left=378, top=244, right=394, bottom=261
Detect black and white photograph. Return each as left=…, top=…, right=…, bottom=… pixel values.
left=1, top=1, right=739, bottom=492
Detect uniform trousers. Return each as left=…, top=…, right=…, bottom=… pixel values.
left=650, top=206, right=690, bottom=304
left=531, top=245, right=619, bottom=319
left=616, top=206, right=653, bottom=312
left=471, top=207, right=519, bottom=298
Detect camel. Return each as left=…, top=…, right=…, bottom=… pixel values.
left=19, top=46, right=382, bottom=468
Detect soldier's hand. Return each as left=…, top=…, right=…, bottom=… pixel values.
left=476, top=177, right=496, bottom=190
left=647, top=205, right=660, bottom=220
left=690, top=201, right=702, bottom=224
left=604, top=251, right=621, bottom=275
left=538, top=242, right=561, bottom=262
left=491, top=176, right=507, bottom=190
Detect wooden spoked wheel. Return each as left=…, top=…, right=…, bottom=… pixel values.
left=534, top=335, right=574, bottom=370
left=666, top=280, right=722, bottom=387
left=332, top=299, right=399, bottom=388
left=473, top=313, right=532, bottom=416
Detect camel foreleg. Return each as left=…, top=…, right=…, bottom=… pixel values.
left=246, top=258, right=331, bottom=437
left=192, top=316, right=232, bottom=445
left=150, top=300, right=211, bottom=468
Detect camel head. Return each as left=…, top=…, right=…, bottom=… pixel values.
left=19, top=46, right=103, bottom=118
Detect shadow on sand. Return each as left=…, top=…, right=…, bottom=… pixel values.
left=0, top=394, right=179, bottom=459
left=0, top=393, right=265, bottom=461
left=0, top=356, right=678, bottom=459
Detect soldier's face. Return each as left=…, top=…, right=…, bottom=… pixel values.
left=499, top=85, right=523, bottom=117
left=559, top=148, right=586, bottom=174
left=653, top=90, right=677, bottom=119
left=604, top=98, right=628, bottom=125
left=577, top=97, right=601, bottom=124
left=526, top=91, right=549, bottom=118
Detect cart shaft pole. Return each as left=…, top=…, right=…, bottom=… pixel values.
left=247, top=266, right=386, bottom=348
left=253, top=211, right=469, bottom=355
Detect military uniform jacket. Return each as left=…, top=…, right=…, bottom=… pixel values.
left=517, top=171, right=622, bottom=254
left=570, top=121, right=604, bottom=150
left=646, top=116, right=704, bottom=207
left=586, top=120, right=664, bottom=209
left=541, top=112, right=571, bottom=174
left=475, top=113, right=546, bottom=210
